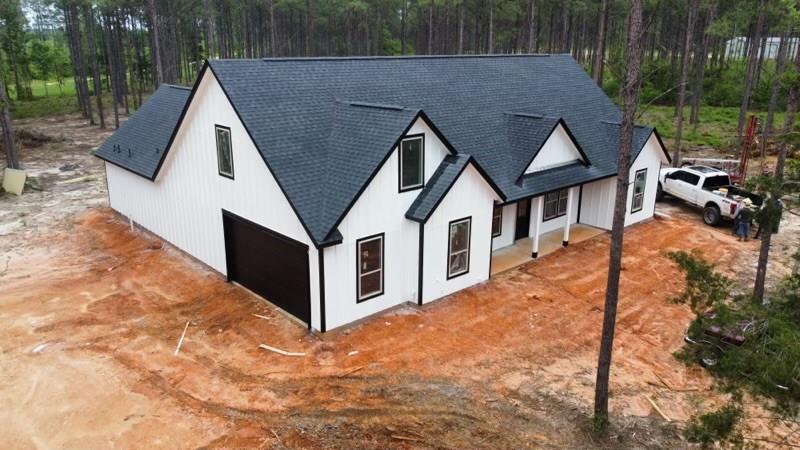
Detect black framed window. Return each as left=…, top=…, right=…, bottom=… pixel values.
left=447, top=217, right=471, bottom=279
left=215, top=125, right=234, bottom=179
left=491, top=205, right=502, bottom=237
left=399, top=135, right=424, bottom=191
left=357, top=234, right=384, bottom=301
left=631, top=169, right=647, bottom=213
left=543, top=188, right=569, bottom=221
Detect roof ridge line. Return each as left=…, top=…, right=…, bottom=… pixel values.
left=252, top=54, right=555, bottom=63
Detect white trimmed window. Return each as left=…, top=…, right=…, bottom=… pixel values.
left=447, top=217, right=471, bottom=279
left=399, top=135, right=424, bottom=191
left=357, top=234, right=384, bottom=301
left=631, top=169, right=647, bottom=212
left=215, top=125, right=234, bottom=178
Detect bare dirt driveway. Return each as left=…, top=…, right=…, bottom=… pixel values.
left=1, top=115, right=798, bottom=449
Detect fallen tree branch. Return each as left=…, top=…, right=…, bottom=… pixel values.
left=647, top=397, right=671, bottom=422
left=174, top=321, right=190, bottom=355
left=259, top=344, right=305, bottom=357
left=338, top=366, right=364, bottom=377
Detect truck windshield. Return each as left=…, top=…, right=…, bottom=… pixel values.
left=703, top=175, right=730, bottom=190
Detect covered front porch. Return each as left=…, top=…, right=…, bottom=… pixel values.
left=489, top=180, right=614, bottom=276
left=490, top=224, right=605, bottom=275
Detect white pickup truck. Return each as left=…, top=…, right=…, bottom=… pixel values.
left=656, top=165, right=761, bottom=226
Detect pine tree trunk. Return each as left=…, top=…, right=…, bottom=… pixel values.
left=753, top=211, right=772, bottom=303
left=103, top=12, right=120, bottom=129
left=783, top=40, right=800, bottom=133
left=63, top=5, right=85, bottom=115
left=401, top=0, right=407, bottom=54
left=84, top=5, right=105, bottom=129
left=428, top=4, right=434, bottom=55
left=0, top=80, right=19, bottom=170
left=591, top=0, right=608, bottom=86
left=78, top=7, right=94, bottom=125
left=149, top=0, right=164, bottom=86
left=269, top=0, right=277, bottom=56
left=690, top=3, right=714, bottom=129
left=760, top=33, right=790, bottom=167
left=737, top=0, right=766, bottom=152
left=458, top=1, right=464, bottom=54
left=754, top=35, right=768, bottom=87
left=594, top=0, right=645, bottom=423
left=527, top=0, right=536, bottom=53
left=672, top=0, right=698, bottom=167
left=487, top=0, right=494, bottom=54
left=305, top=0, right=312, bottom=56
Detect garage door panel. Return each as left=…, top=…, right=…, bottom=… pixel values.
left=223, top=211, right=310, bottom=324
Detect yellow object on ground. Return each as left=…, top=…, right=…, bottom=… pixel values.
left=2, top=168, right=26, bottom=195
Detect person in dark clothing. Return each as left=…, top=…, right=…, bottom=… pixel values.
left=735, top=199, right=754, bottom=241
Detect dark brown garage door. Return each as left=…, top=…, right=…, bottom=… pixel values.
left=222, top=210, right=310, bottom=325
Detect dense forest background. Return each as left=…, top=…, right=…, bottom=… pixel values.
left=1, top=0, right=799, bottom=150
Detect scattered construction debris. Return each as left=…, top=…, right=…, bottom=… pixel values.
left=391, top=435, right=422, bottom=442
left=647, top=397, right=671, bottom=422
left=2, top=168, right=27, bottom=196
left=174, top=321, right=190, bottom=355
left=258, top=344, right=305, bottom=357
left=338, top=366, right=364, bottom=378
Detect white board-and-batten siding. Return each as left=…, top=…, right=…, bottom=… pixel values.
left=524, top=124, right=584, bottom=174
left=577, top=132, right=668, bottom=230
left=322, top=118, right=451, bottom=330
left=491, top=203, right=517, bottom=250
left=422, top=164, right=500, bottom=303
left=105, top=69, right=323, bottom=330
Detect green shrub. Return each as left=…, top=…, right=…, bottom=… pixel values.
left=684, top=403, right=743, bottom=447
left=671, top=251, right=800, bottom=412
left=666, top=250, right=732, bottom=315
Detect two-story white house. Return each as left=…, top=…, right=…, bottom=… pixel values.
left=96, top=55, right=669, bottom=332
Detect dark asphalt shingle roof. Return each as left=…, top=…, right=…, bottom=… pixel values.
left=95, top=84, right=190, bottom=179
left=316, top=102, right=421, bottom=241
left=406, top=154, right=472, bottom=222
left=98, top=55, right=663, bottom=245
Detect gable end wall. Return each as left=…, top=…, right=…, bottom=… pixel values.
left=105, top=69, right=322, bottom=330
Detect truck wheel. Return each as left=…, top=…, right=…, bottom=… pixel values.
left=703, top=205, right=721, bottom=226
left=656, top=183, right=664, bottom=201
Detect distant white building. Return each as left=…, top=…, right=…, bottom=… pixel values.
left=725, top=36, right=800, bottom=60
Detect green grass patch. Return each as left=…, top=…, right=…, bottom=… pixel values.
left=9, top=94, right=83, bottom=119
left=638, top=105, right=800, bottom=153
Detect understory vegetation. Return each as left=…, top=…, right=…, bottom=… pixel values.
left=667, top=249, right=800, bottom=446
left=684, top=402, right=744, bottom=447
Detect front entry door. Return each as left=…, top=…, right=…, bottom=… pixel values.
left=515, top=199, right=531, bottom=240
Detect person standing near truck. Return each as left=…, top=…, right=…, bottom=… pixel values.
left=735, top=198, right=754, bottom=241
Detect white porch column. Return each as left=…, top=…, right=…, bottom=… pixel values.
left=531, top=196, right=543, bottom=258
left=562, top=186, right=577, bottom=246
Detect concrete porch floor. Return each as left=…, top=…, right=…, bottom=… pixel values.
left=490, top=224, right=606, bottom=276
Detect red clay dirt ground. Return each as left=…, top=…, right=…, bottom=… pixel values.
left=2, top=115, right=799, bottom=449
left=1, top=207, right=795, bottom=449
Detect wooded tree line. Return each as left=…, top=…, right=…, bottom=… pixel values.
left=1, top=0, right=799, bottom=137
